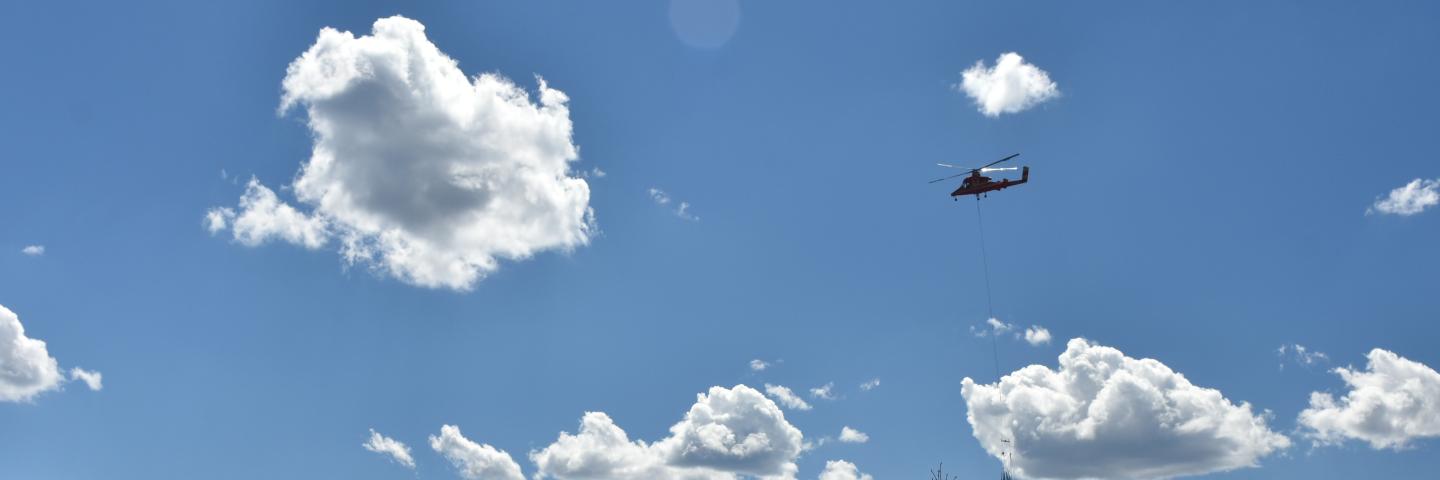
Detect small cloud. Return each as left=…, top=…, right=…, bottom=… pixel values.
left=749, top=359, right=769, bottom=371
left=763, top=383, right=812, bottom=411
left=589, top=167, right=606, bottom=178
left=810, top=382, right=837, bottom=400
left=1023, top=326, right=1052, bottom=346
left=859, top=378, right=880, bottom=391
left=364, top=428, right=416, bottom=469
left=429, top=425, right=524, bottom=480
left=1368, top=178, right=1439, bottom=216
left=838, top=426, right=869, bottom=444
left=957, top=52, right=1059, bottom=117
left=971, top=317, right=1013, bottom=338
left=204, top=208, right=234, bottom=235
left=69, top=368, right=102, bottom=391
left=649, top=187, right=700, bottom=221
left=819, top=459, right=874, bottom=480
left=1299, top=348, right=1440, bottom=449
left=1277, top=344, right=1329, bottom=371
left=20, top=245, right=44, bottom=256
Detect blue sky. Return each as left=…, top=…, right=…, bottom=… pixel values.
left=2, top=1, right=1439, bottom=479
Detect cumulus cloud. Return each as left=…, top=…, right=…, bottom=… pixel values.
left=430, top=424, right=525, bottom=480
left=649, top=188, right=700, bottom=221
left=20, top=245, right=44, bottom=256
left=1277, top=344, right=1329, bottom=371
left=1298, top=348, right=1440, bottom=450
left=1368, top=178, right=1439, bottom=216
left=837, top=427, right=868, bottom=444
left=531, top=385, right=803, bottom=480
left=69, top=367, right=102, bottom=391
left=957, top=52, right=1059, bottom=117
left=817, top=460, right=873, bottom=480
left=764, top=384, right=812, bottom=411
left=0, top=304, right=65, bottom=402
left=750, top=359, right=769, bottom=371
left=809, top=382, right=836, bottom=400
left=208, top=16, right=593, bottom=290
left=859, top=378, right=880, bottom=391
left=364, top=428, right=416, bottom=469
left=207, top=179, right=328, bottom=249
left=961, top=338, right=1290, bottom=480
left=1023, top=326, right=1052, bottom=346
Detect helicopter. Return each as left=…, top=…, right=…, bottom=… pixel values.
left=929, top=153, right=1029, bottom=199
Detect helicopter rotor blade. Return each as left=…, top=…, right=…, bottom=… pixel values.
left=980, top=153, right=1021, bottom=170
left=981, top=166, right=1019, bottom=173
left=936, top=163, right=969, bottom=169
left=927, top=172, right=969, bottom=184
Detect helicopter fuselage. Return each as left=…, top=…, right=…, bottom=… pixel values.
left=951, top=166, right=1029, bottom=198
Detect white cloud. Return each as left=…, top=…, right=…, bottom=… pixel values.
left=204, top=208, right=233, bottom=234
left=1368, top=178, right=1439, bottom=216
left=837, top=427, right=868, bottom=444
left=957, top=52, right=1059, bottom=117
left=649, top=187, right=700, bottom=221
left=20, top=245, right=44, bottom=256
left=859, top=378, right=880, bottom=391
left=971, top=317, right=1013, bottom=338
left=1298, top=348, right=1440, bottom=450
left=364, top=428, right=415, bottom=469
left=1023, top=326, right=1052, bottom=346
left=532, top=385, right=803, bottom=480
left=750, top=359, right=769, bottom=371
left=1276, top=344, right=1328, bottom=371
left=809, top=382, right=836, bottom=400
left=211, top=179, right=329, bottom=249
left=0, top=304, right=64, bottom=402
left=962, top=338, right=1290, bottom=480
left=764, top=384, right=812, bottom=411
left=530, top=412, right=677, bottom=480
left=208, top=16, right=593, bottom=290
left=430, top=424, right=525, bottom=480
left=817, top=460, right=873, bottom=480
left=69, top=367, right=102, bottom=391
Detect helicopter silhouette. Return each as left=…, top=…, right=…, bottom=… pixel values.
left=929, top=153, right=1029, bottom=199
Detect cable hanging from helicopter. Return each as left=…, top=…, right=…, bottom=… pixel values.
left=931, top=153, right=1030, bottom=480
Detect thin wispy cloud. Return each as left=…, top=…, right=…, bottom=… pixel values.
left=749, top=359, right=769, bottom=371
left=809, top=382, right=837, bottom=400
left=69, top=368, right=103, bottom=391
left=972, top=318, right=1052, bottom=347
left=1368, top=178, right=1439, bottom=216
left=20, top=245, right=44, bottom=256
left=1277, top=344, right=1329, bottom=371
left=363, top=428, right=415, bottom=469
left=648, top=187, right=700, bottom=221
left=859, top=378, right=880, bottom=391
left=957, top=52, right=1059, bottom=117
left=764, top=383, right=813, bottom=411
